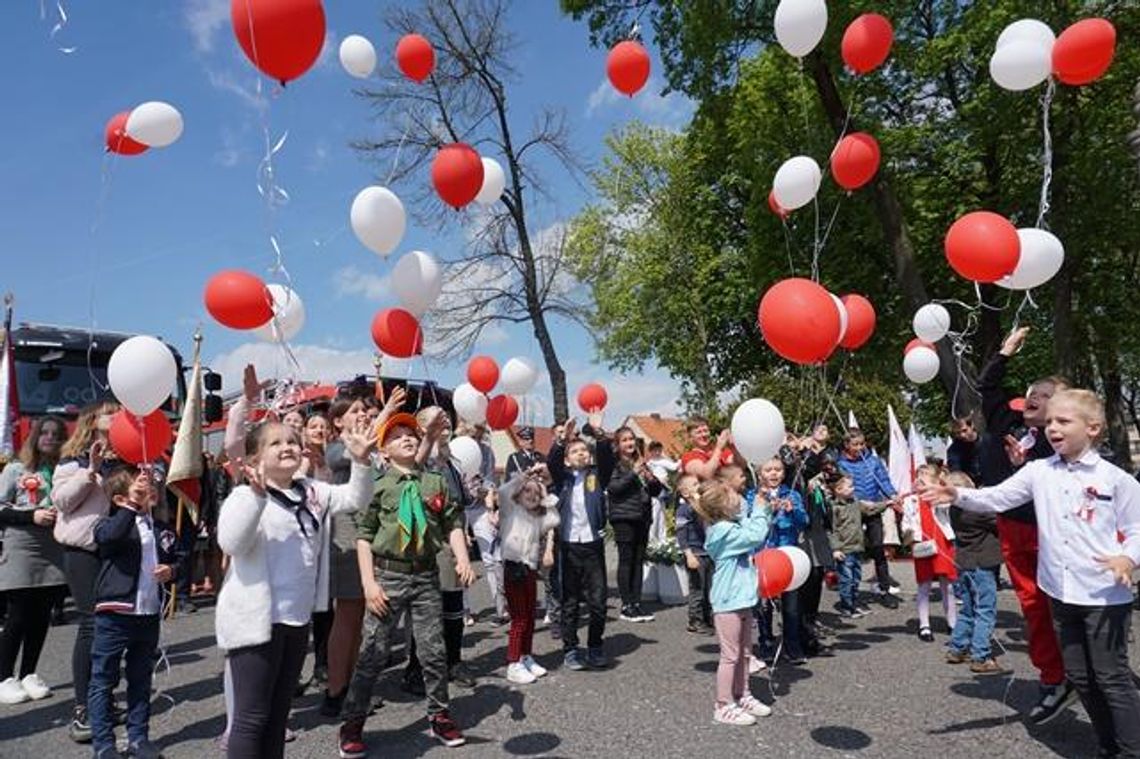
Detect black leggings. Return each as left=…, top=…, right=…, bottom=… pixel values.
left=63, top=546, right=99, bottom=709
left=611, top=520, right=649, bottom=608
left=227, top=623, right=309, bottom=759
left=0, top=587, right=55, bottom=679
left=311, top=610, right=332, bottom=672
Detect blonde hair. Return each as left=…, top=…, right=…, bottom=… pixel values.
left=946, top=471, right=975, bottom=489
left=1048, top=389, right=1106, bottom=431
left=693, top=480, right=737, bottom=524
left=60, top=402, right=119, bottom=460
left=915, top=463, right=947, bottom=483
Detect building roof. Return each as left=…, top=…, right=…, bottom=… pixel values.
left=624, top=414, right=688, bottom=458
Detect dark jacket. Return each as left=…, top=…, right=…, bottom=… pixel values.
left=606, top=459, right=663, bottom=524
left=977, top=354, right=1055, bottom=523
left=547, top=438, right=614, bottom=543
left=950, top=506, right=1002, bottom=570
left=674, top=497, right=706, bottom=556
left=946, top=439, right=982, bottom=485
left=802, top=479, right=834, bottom=569
left=93, top=506, right=180, bottom=615
left=505, top=449, right=545, bottom=481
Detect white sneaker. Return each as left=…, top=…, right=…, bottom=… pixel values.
left=19, top=674, right=50, bottom=701
left=0, top=677, right=28, bottom=705
left=713, top=702, right=756, bottom=726
left=506, top=662, right=537, bottom=684
left=738, top=693, right=772, bottom=718
left=748, top=657, right=767, bottom=674
left=542, top=612, right=552, bottom=626
left=521, top=656, right=547, bottom=678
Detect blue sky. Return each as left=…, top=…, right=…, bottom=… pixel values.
left=1, top=1, right=694, bottom=424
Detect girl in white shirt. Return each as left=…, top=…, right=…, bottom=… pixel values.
left=920, top=389, right=1140, bottom=757
left=216, top=419, right=375, bottom=759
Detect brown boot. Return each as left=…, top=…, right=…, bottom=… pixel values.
left=969, top=658, right=1007, bottom=674
left=945, top=649, right=970, bottom=664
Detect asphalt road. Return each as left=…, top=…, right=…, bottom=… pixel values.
left=0, top=558, right=1126, bottom=758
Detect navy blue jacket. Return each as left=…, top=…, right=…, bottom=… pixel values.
left=93, top=506, right=180, bottom=615
left=547, top=438, right=614, bottom=543
left=674, top=497, right=706, bottom=556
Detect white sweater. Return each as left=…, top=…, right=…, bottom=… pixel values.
left=498, top=477, right=561, bottom=570
left=215, top=462, right=371, bottom=652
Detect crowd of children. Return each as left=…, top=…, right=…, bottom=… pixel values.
left=5, top=324, right=1140, bottom=756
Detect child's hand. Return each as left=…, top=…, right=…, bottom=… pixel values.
left=32, top=509, right=56, bottom=527
left=343, top=423, right=377, bottom=464
left=153, top=564, right=173, bottom=584
left=542, top=547, right=555, bottom=569
left=89, top=439, right=106, bottom=472
left=364, top=580, right=390, bottom=617
left=1003, top=434, right=1027, bottom=467
left=242, top=463, right=267, bottom=497
left=586, top=409, right=605, bottom=434
left=1000, top=326, right=1030, bottom=357
left=1094, top=554, right=1135, bottom=586
left=832, top=550, right=845, bottom=561
left=242, top=364, right=260, bottom=403
left=685, top=552, right=700, bottom=571
left=716, top=429, right=732, bottom=450
left=916, top=482, right=956, bottom=505
left=561, top=419, right=577, bottom=443
left=379, top=385, right=408, bottom=423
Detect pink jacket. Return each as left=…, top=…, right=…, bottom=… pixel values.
left=51, top=460, right=110, bottom=551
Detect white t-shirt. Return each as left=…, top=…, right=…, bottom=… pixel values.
left=567, top=472, right=593, bottom=543
left=133, top=514, right=160, bottom=616
left=263, top=487, right=320, bottom=626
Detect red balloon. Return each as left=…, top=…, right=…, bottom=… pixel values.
left=467, top=356, right=500, bottom=394
left=905, top=338, right=935, bottom=355
left=1052, top=18, right=1116, bottom=86
left=839, top=294, right=876, bottom=350
left=396, top=33, right=435, bottom=83
left=944, top=211, right=1020, bottom=283
left=109, top=410, right=173, bottom=465
left=486, top=394, right=519, bottom=431
left=577, top=383, right=608, bottom=413
left=756, top=548, right=794, bottom=599
left=431, top=143, right=484, bottom=209
left=767, top=190, right=790, bottom=219
left=204, top=271, right=273, bottom=330
left=607, top=40, right=651, bottom=97
left=371, top=308, right=423, bottom=358
left=841, top=13, right=894, bottom=74
left=757, top=278, right=843, bottom=365
left=831, top=132, right=881, bottom=191
left=231, top=0, right=326, bottom=85
left=105, top=111, right=148, bottom=156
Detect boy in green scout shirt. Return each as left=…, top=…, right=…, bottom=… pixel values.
left=339, top=412, right=476, bottom=756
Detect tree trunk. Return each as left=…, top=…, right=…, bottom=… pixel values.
left=806, top=53, right=979, bottom=413
left=1098, top=345, right=1133, bottom=466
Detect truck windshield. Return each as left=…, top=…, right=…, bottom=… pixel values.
left=14, top=349, right=182, bottom=416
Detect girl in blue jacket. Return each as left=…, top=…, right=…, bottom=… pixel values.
left=698, top=479, right=772, bottom=727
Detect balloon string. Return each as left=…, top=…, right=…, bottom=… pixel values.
left=782, top=217, right=797, bottom=277
left=85, top=148, right=121, bottom=399
left=40, top=0, right=77, bottom=53
left=385, top=115, right=412, bottom=187
left=1036, top=78, right=1056, bottom=230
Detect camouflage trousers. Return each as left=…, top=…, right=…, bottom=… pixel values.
left=341, top=568, right=447, bottom=721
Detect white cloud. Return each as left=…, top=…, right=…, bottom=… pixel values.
left=525, top=361, right=682, bottom=425
left=585, top=76, right=693, bottom=126
left=184, top=0, right=229, bottom=53
left=333, top=266, right=389, bottom=300
left=306, top=139, right=331, bottom=173
left=210, top=342, right=382, bottom=391
left=213, top=127, right=245, bottom=168
left=206, top=68, right=267, bottom=113
left=474, top=323, right=510, bottom=348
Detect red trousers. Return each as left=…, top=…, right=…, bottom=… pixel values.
left=997, top=516, right=1065, bottom=686
left=504, top=562, right=537, bottom=663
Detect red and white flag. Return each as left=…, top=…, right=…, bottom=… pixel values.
left=0, top=296, right=18, bottom=460
left=167, top=334, right=203, bottom=524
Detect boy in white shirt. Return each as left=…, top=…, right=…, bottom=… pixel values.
left=920, top=389, right=1140, bottom=757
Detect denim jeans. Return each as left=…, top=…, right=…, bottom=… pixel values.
left=836, top=552, right=862, bottom=610
left=950, top=566, right=997, bottom=661
left=88, top=613, right=160, bottom=755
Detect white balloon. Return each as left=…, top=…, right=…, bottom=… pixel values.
left=108, top=336, right=177, bottom=416
left=351, top=186, right=406, bottom=257
left=830, top=293, right=848, bottom=345
left=774, top=0, right=828, bottom=58
left=500, top=357, right=539, bottom=395
left=998, top=228, right=1065, bottom=290
left=253, top=284, right=306, bottom=342
left=391, top=251, right=443, bottom=316
left=778, top=546, right=812, bottom=591
left=475, top=157, right=506, bottom=206
left=125, top=101, right=184, bottom=148
left=989, top=40, right=1051, bottom=91
left=913, top=303, right=951, bottom=343
left=339, top=35, right=377, bottom=79
left=772, top=156, right=822, bottom=211
left=996, top=19, right=1056, bottom=52
left=903, top=346, right=940, bottom=384
left=730, top=398, right=786, bottom=465
left=452, top=382, right=488, bottom=425
left=449, top=435, right=483, bottom=478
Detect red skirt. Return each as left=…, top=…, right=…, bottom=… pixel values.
left=913, top=501, right=957, bottom=583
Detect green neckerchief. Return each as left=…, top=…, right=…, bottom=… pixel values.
left=397, top=479, right=428, bottom=556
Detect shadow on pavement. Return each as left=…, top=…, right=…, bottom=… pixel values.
left=502, top=730, right=561, bottom=755
left=810, top=725, right=872, bottom=750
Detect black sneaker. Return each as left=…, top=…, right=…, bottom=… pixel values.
left=126, top=739, right=164, bottom=758
left=918, top=627, right=934, bottom=643
left=586, top=647, right=608, bottom=669
left=855, top=605, right=873, bottom=618
left=878, top=593, right=899, bottom=609
left=563, top=649, right=587, bottom=671
left=1029, top=682, right=1078, bottom=726
left=69, top=706, right=92, bottom=743
left=632, top=605, right=655, bottom=622
left=428, top=710, right=466, bottom=747
left=619, top=605, right=639, bottom=622
left=401, top=670, right=426, bottom=697
left=320, top=689, right=346, bottom=719
left=448, top=663, right=476, bottom=689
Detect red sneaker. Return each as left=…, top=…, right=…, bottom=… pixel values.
left=428, top=711, right=466, bottom=747
left=338, top=720, right=367, bottom=759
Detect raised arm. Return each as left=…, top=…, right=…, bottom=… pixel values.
left=51, top=460, right=99, bottom=514
left=216, top=485, right=267, bottom=557
left=949, top=463, right=1035, bottom=514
